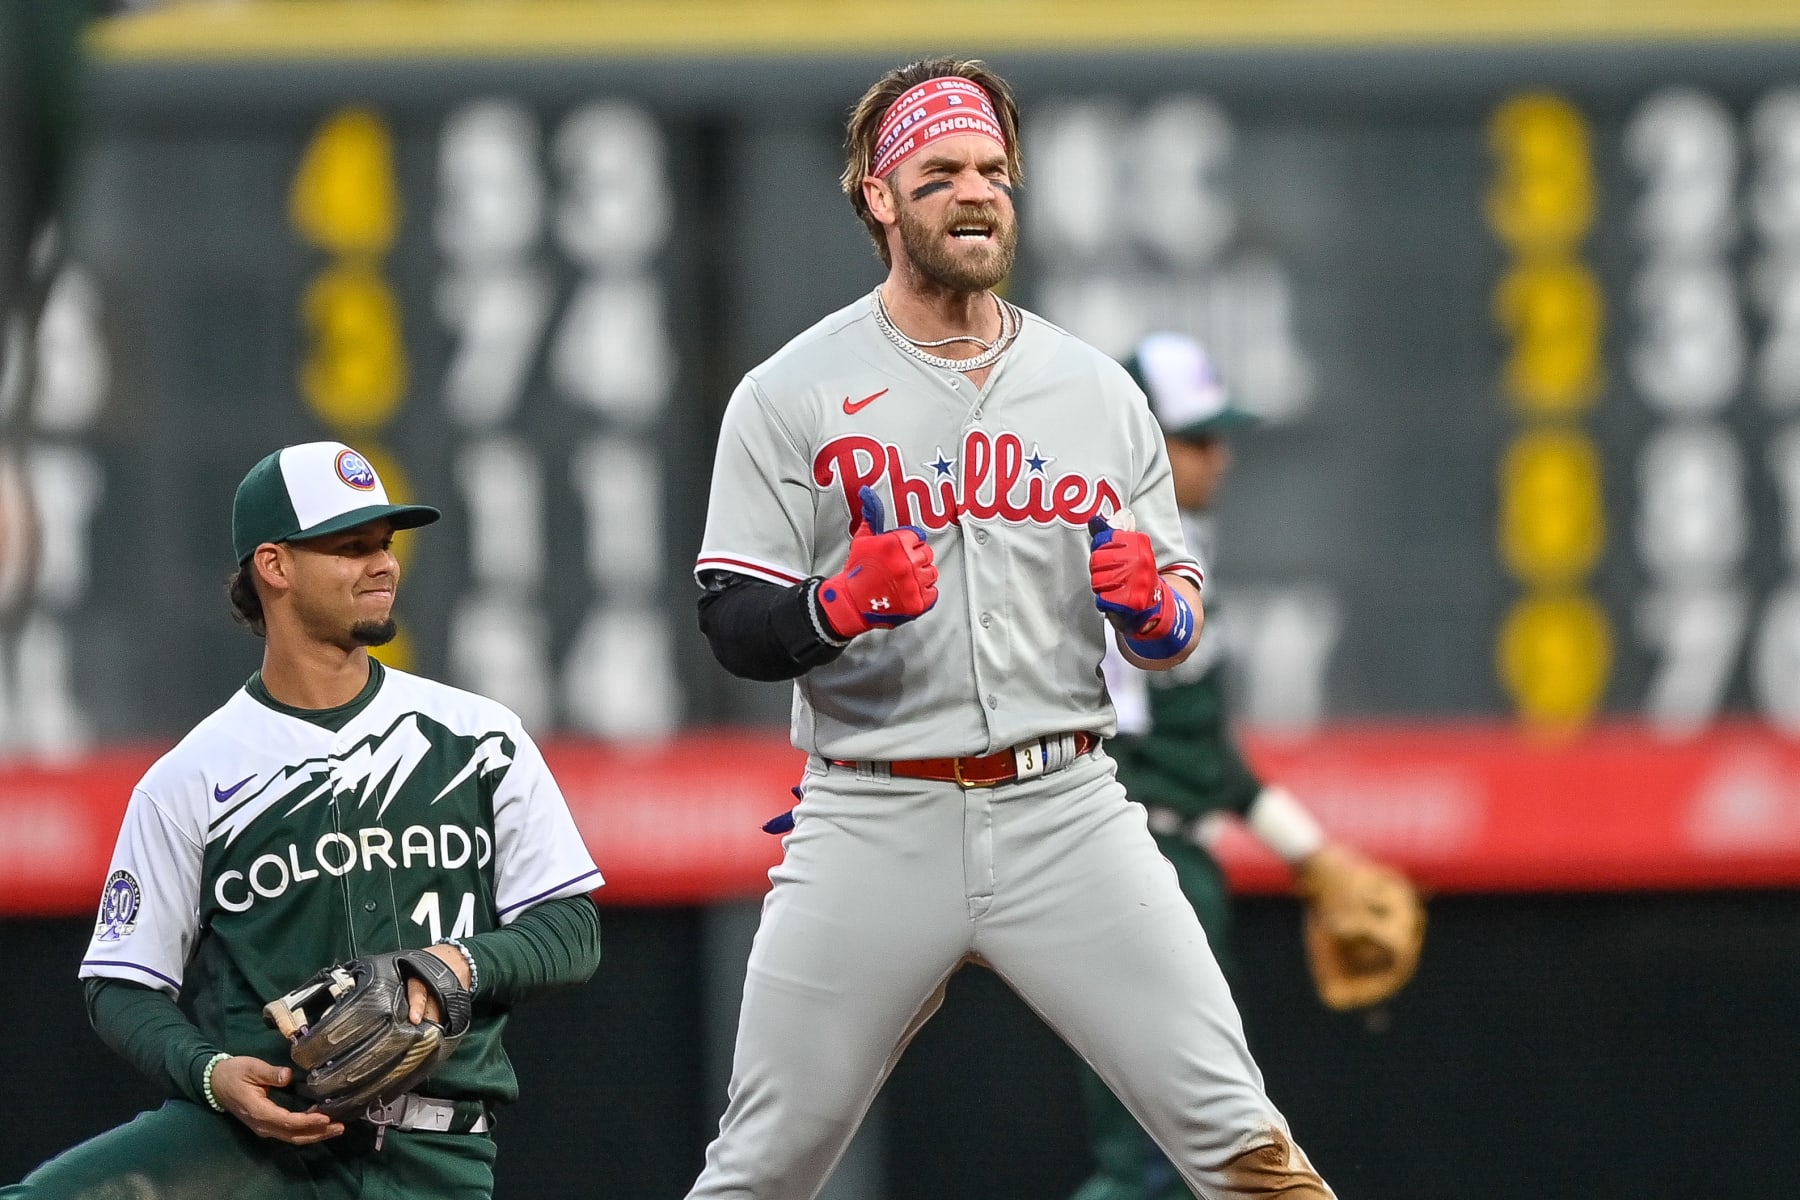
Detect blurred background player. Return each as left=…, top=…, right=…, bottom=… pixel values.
left=1073, top=332, right=1425, bottom=1200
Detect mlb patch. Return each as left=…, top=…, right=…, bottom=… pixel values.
left=95, top=869, right=142, bottom=941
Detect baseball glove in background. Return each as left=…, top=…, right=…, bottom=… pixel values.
left=1294, top=845, right=1426, bottom=1011
left=263, top=949, right=473, bottom=1118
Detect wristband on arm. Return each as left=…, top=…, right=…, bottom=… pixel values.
left=201, top=1051, right=231, bottom=1112
left=1087, top=514, right=1196, bottom=660
left=1246, top=785, right=1328, bottom=864
left=1121, top=586, right=1196, bottom=660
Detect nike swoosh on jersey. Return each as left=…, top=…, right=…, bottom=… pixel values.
left=214, top=774, right=256, bottom=803
left=842, top=388, right=889, bottom=415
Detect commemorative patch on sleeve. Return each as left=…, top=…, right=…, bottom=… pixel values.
left=95, top=869, right=142, bottom=941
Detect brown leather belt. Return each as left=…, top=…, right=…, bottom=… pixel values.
left=831, top=732, right=1097, bottom=789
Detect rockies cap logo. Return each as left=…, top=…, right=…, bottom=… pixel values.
left=231, top=441, right=442, bottom=564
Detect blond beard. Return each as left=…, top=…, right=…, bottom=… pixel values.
left=894, top=197, right=1017, bottom=293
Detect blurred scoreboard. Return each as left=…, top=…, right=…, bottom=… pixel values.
left=14, top=13, right=1800, bottom=749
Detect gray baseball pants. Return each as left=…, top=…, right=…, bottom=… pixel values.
left=684, top=749, right=1333, bottom=1200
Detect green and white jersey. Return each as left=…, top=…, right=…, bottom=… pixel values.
left=1103, top=513, right=1261, bottom=823
left=79, top=661, right=602, bottom=1102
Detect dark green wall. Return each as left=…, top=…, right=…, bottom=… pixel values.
left=6, top=892, right=1798, bottom=1198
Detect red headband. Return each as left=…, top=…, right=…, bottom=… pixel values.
left=870, top=76, right=1007, bottom=179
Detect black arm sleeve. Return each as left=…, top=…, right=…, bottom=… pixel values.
left=696, top=571, right=848, bottom=681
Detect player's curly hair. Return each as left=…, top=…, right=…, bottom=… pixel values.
left=227, top=564, right=266, bottom=638
left=841, top=57, right=1024, bottom=268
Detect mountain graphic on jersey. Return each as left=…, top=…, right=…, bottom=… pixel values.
left=203, top=710, right=517, bottom=922
left=209, top=711, right=512, bottom=838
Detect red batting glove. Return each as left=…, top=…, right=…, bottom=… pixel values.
left=817, top=486, right=939, bottom=639
left=1087, top=516, right=1179, bottom=637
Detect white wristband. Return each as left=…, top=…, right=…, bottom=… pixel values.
left=439, top=937, right=480, bottom=995
left=1245, top=785, right=1327, bottom=865
left=201, top=1051, right=231, bottom=1112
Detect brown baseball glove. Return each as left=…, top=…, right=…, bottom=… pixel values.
left=1294, top=844, right=1426, bottom=1011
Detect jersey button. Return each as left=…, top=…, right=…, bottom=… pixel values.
left=986, top=694, right=998, bottom=709
left=980, top=613, right=992, bottom=628
left=973, top=529, right=988, bottom=544
left=363, top=901, right=377, bottom=913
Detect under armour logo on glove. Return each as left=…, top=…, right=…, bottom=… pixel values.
left=817, top=486, right=939, bottom=639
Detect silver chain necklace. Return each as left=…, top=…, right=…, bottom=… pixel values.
left=872, top=287, right=1020, bottom=373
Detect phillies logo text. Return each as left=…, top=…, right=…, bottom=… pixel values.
left=814, top=431, right=1121, bottom=530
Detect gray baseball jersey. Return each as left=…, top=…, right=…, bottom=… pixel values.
left=78, top=661, right=602, bottom=1102
left=686, top=293, right=1332, bottom=1200
left=695, top=291, right=1203, bottom=761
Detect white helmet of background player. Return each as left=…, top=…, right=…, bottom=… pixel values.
left=1122, top=332, right=1256, bottom=513
left=1124, top=332, right=1256, bottom=440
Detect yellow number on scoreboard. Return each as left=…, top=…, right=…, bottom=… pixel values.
left=1499, top=429, right=1605, bottom=587
left=290, top=107, right=400, bottom=256
left=1486, top=93, right=1594, bottom=255
left=299, top=260, right=406, bottom=429
left=1498, top=593, right=1613, bottom=730
left=1493, top=258, right=1604, bottom=415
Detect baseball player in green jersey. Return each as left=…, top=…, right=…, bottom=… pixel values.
left=3, top=441, right=604, bottom=1200
left=1072, top=333, right=1423, bottom=1200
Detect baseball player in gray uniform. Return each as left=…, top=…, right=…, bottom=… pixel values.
left=688, top=58, right=1334, bottom=1200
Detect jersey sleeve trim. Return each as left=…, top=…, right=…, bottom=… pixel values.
left=498, top=867, right=604, bottom=919
left=1162, top=562, right=1205, bottom=591
left=80, top=959, right=181, bottom=991
left=694, top=554, right=806, bottom=587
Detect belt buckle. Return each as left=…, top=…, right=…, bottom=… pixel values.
left=952, top=755, right=1003, bottom=789
left=364, top=1096, right=407, bottom=1127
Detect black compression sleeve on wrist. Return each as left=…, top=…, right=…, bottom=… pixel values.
left=696, top=571, right=848, bottom=681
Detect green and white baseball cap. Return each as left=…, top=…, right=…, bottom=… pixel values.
left=1124, top=331, right=1258, bottom=440
left=232, top=441, right=440, bottom=563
